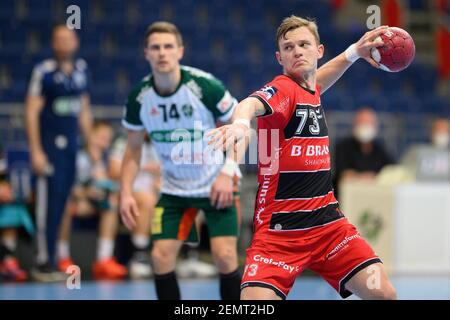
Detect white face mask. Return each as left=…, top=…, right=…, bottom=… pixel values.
left=432, top=133, right=450, bottom=149
left=353, top=125, right=377, bottom=143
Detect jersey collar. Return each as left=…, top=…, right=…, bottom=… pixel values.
left=282, top=74, right=316, bottom=95
left=150, top=68, right=185, bottom=97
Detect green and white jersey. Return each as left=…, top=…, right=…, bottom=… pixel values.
left=122, top=66, right=238, bottom=197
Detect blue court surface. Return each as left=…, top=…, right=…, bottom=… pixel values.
left=1, top=276, right=450, bottom=300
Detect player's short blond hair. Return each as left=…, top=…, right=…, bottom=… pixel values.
left=144, top=21, right=183, bottom=47
left=276, top=15, right=320, bottom=49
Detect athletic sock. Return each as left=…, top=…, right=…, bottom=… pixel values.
left=57, top=240, right=70, bottom=260
left=97, top=238, right=114, bottom=261
left=131, top=234, right=150, bottom=252
left=2, top=237, right=17, bottom=252
left=220, top=269, right=242, bottom=300
left=154, top=271, right=181, bottom=300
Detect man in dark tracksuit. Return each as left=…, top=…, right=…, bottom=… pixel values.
left=25, top=25, right=92, bottom=281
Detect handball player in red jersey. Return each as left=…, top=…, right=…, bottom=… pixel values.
left=208, top=16, right=397, bottom=300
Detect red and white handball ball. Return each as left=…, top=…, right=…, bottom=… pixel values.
left=370, top=27, right=415, bottom=72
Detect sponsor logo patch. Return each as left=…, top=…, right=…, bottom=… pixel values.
left=257, top=86, right=278, bottom=100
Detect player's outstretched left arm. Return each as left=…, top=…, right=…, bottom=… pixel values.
left=207, top=97, right=264, bottom=152
left=317, top=26, right=388, bottom=94
left=207, top=97, right=264, bottom=209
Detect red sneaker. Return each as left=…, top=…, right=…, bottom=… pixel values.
left=92, top=258, right=127, bottom=280
left=58, top=258, right=76, bottom=273
left=0, top=257, right=27, bottom=282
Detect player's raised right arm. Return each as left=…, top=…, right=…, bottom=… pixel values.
left=317, top=26, right=388, bottom=94
left=119, top=129, right=145, bottom=230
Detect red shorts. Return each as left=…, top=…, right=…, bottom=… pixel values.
left=241, top=218, right=381, bottom=299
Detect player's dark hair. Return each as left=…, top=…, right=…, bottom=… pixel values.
left=144, top=21, right=183, bottom=47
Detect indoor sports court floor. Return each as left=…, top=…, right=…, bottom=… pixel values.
left=1, top=276, right=450, bottom=300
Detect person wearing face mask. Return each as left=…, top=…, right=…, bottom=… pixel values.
left=333, top=107, right=393, bottom=197
left=400, top=116, right=450, bottom=181
left=431, top=117, right=450, bottom=149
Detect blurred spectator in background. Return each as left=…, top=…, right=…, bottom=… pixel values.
left=25, top=25, right=92, bottom=281
left=109, top=133, right=160, bottom=280
left=0, top=141, right=33, bottom=282
left=400, top=116, right=450, bottom=181
left=57, top=121, right=127, bottom=280
left=334, top=107, right=393, bottom=197
left=430, top=117, right=450, bottom=149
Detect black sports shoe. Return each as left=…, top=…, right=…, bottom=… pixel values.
left=31, top=262, right=67, bottom=282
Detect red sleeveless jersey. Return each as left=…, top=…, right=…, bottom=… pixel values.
left=249, top=74, right=344, bottom=237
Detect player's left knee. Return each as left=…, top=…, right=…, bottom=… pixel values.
left=212, top=247, right=237, bottom=271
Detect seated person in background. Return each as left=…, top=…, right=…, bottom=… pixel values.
left=430, top=117, right=450, bottom=150
left=333, top=107, right=393, bottom=196
left=400, top=117, right=450, bottom=181
left=56, top=121, right=127, bottom=279
left=109, top=133, right=161, bottom=279
left=0, top=142, right=33, bottom=282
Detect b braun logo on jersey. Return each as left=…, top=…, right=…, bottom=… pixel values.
left=291, top=144, right=330, bottom=157
left=282, top=136, right=331, bottom=172
left=257, top=86, right=278, bottom=101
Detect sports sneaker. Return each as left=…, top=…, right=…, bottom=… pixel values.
left=0, top=257, right=27, bottom=282
left=129, top=251, right=152, bottom=280
left=176, top=257, right=218, bottom=278
left=92, top=258, right=127, bottom=280
left=31, top=262, right=67, bottom=282
left=58, top=258, right=76, bottom=273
